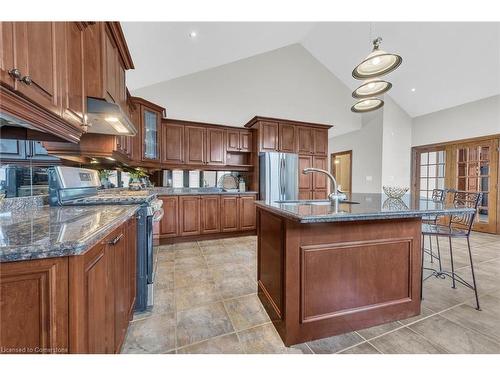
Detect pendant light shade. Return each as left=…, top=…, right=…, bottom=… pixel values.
left=352, top=79, right=392, bottom=99
left=351, top=98, right=384, bottom=113
left=352, top=37, right=402, bottom=80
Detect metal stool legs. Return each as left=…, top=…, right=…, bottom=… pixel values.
left=435, top=236, right=442, bottom=272
left=429, top=236, right=434, bottom=263
left=466, top=237, right=481, bottom=310
left=448, top=237, right=457, bottom=289
left=421, top=234, right=425, bottom=300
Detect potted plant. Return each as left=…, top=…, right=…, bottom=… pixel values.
left=98, top=170, right=112, bottom=188
left=129, top=169, right=149, bottom=190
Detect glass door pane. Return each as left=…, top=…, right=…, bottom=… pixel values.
left=144, top=110, right=158, bottom=159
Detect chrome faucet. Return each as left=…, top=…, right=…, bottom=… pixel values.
left=302, top=168, right=347, bottom=203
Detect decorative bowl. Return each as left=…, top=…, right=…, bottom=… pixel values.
left=383, top=186, right=409, bottom=199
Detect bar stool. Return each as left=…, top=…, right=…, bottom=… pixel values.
left=421, top=191, right=482, bottom=310
left=422, top=189, right=447, bottom=271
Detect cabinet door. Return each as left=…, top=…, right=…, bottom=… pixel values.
left=313, top=190, right=328, bottom=200
left=313, top=156, right=328, bottom=190
left=259, top=121, right=279, bottom=152
left=201, top=195, right=220, bottom=234
left=179, top=196, right=201, bottom=236
left=162, top=123, right=184, bottom=164
left=104, top=30, right=117, bottom=103
left=160, top=196, right=179, bottom=238
left=62, top=22, right=85, bottom=126
left=221, top=195, right=239, bottom=232
left=313, top=128, right=328, bottom=156
left=298, top=155, right=313, bottom=190
left=227, top=129, right=240, bottom=151
left=0, top=257, right=69, bottom=354
left=0, top=22, right=16, bottom=88
left=142, top=107, right=160, bottom=161
left=279, top=123, right=296, bottom=153
left=239, top=195, right=256, bottom=230
left=184, top=125, right=206, bottom=165
left=69, top=241, right=115, bottom=353
left=129, top=104, right=141, bottom=162
left=240, top=130, right=252, bottom=152
left=206, top=128, right=226, bottom=165
left=14, top=22, right=61, bottom=115
left=297, top=126, right=313, bottom=155
left=298, top=190, right=313, bottom=200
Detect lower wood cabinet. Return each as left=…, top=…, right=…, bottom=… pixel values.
left=0, top=217, right=137, bottom=354
left=159, top=194, right=256, bottom=240
left=298, top=155, right=328, bottom=199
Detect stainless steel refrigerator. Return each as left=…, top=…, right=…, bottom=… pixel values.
left=259, top=152, right=298, bottom=203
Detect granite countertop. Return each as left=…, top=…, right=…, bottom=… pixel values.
left=255, top=193, right=476, bottom=223
left=0, top=205, right=140, bottom=262
left=152, top=187, right=258, bottom=196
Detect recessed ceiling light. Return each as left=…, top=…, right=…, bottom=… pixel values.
left=189, top=31, right=197, bottom=38
left=411, top=88, right=416, bottom=92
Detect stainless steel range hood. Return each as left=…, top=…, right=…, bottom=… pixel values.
left=85, top=97, right=137, bottom=136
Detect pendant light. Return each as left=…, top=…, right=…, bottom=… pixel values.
left=352, top=37, right=402, bottom=80
left=352, top=79, right=392, bottom=99
left=351, top=98, right=384, bottom=113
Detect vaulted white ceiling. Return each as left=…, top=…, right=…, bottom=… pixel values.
left=122, top=22, right=500, bottom=118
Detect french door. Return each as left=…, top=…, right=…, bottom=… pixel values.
left=412, top=136, right=499, bottom=234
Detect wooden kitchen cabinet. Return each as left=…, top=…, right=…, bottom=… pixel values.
left=162, top=122, right=184, bottom=164
left=313, top=156, right=328, bottom=190
left=279, top=123, right=296, bottom=153
left=201, top=195, right=220, bottom=234
left=239, top=195, right=256, bottom=230
left=297, top=126, right=313, bottom=154
left=179, top=196, right=201, bottom=236
left=227, top=129, right=252, bottom=152
left=313, top=128, right=328, bottom=155
left=298, top=155, right=328, bottom=198
left=298, top=155, right=313, bottom=190
left=206, top=128, right=226, bottom=165
left=0, top=257, right=69, bottom=354
left=141, top=106, right=161, bottom=161
left=221, top=195, right=240, bottom=232
left=160, top=196, right=179, bottom=238
left=184, top=125, right=206, bottom=165
left=259, top=121, right=279, bottom=152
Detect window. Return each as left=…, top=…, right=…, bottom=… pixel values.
left=419, top=150, right=446, bottom=199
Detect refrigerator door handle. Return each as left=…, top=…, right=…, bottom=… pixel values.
left=280, top=156, right=286, bottom=200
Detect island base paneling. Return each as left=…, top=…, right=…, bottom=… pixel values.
left=257, top=208, right=422, bottom=346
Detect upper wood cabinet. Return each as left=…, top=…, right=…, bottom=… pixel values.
left=206, top=128, right=226, bottom=165
left=245, top=117, right=331, bottom=156
left=279, top=123, right=296, bottom=153
left=226, top=129, right=252, bottom=152
left=184, top=125, right=206, bottom=165
left=162, top=122, right=184, bottom=164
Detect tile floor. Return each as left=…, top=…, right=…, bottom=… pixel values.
left=122, top=232, right=500, bottom=354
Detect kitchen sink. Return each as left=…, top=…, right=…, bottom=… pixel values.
left=275, top=199, right=359, bottom=205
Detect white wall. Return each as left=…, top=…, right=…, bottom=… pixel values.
left=132, top=44, right=360, bottom=137
left=330, top=112, right=384, bottom=193
left=412, top=95, right=500, bottom=146
left=381, top=97, right=413, bottom=187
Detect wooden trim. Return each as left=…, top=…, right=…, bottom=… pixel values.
left=413, top=133, right=500, bottom=149
left=330, top=150, right=352, bottom=194
left=0, top=86, right=82, bottom=143
left=106, top=22, right=134, bottom=69
left=164, top=118, right=244, bottom=130
left=130, top=96, right=166, bottom=117
left=244, top=115, right=333, bottom=130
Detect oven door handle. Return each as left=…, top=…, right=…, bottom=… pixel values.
left=152, top=208, right=164, bottom=222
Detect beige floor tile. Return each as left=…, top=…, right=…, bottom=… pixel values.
left=177, top=334, right=244, bottom=354
left=409, top=315, right=500, bottom=353
left=176, top=302, right=234, bottom=347
left=122, top=313, right=176, bottom=354
left=214, top=274, right=257, bottom=300
left=356, top=321, right=403, bottom=340
left=237, top=324, right=304, bottom=354
left=174, top=255, right=206, bottom=270
left=306, top=332, right=364, bottom=354
left=155, top=262, right=174, bottom=290
left=153, top=288, right=175, bottom=314
left=224, top=294, right=270, bottom=331
left=370, top=327, right=447, bottom=354
left=339, top=342, right=381, bottom=354
left=399, top=306, right=435, bottom=325
left=174, top=246, right=202, bottom=259
left=172, top=241, right=199, bottom=250
left=175, top=282, right=222, bottom=311
left=156, top=248, right=175, bottom=262
left=209, top=263, right=253, bottom=283
left=174, top=266, right=213, bottom=289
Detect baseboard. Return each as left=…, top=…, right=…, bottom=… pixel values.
left=159, top=230, right=257, bottom=244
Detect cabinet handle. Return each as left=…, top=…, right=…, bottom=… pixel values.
left=8, top=68, right=22, bottom=80
left=21, top=75, right=32, bottom=86
left=108, top=233, right=124, bottom=245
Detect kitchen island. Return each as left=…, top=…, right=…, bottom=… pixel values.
left=255, top=193, right=475, bottom=346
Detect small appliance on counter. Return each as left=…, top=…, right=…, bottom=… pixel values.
left=48, top=166, right=163, bottom=312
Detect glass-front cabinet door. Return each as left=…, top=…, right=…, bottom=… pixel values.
left=142, top=107, right=160, bottom=161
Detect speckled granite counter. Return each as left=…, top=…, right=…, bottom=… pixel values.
left=152, top=187, right=258, bottom=196
left=0, top=205, right=140, bottom=262
left=255, top=193, right=475, bottom=223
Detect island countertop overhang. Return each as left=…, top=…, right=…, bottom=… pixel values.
left=255, top=193, right=476, bottom=224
